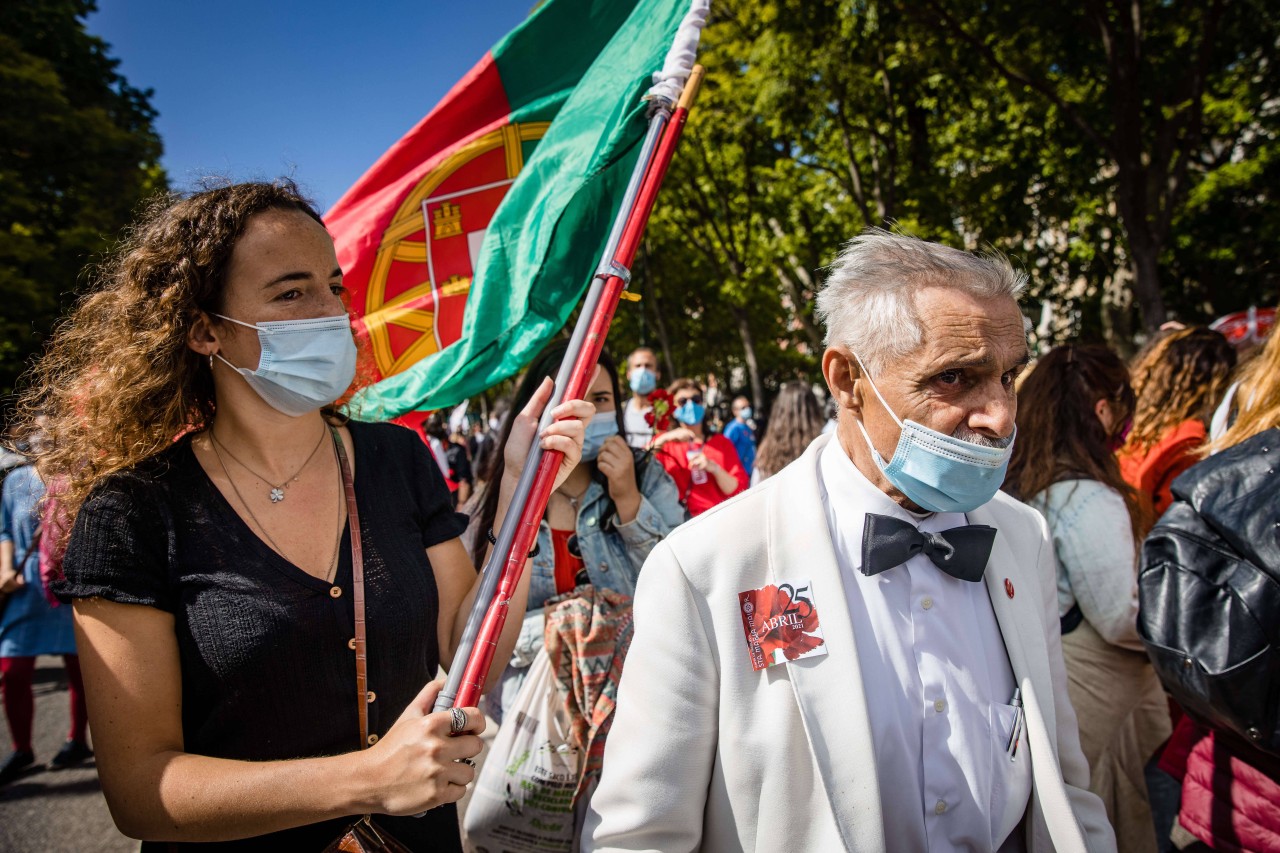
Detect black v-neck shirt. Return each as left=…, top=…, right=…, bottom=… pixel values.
left=58, top=420, right=469, bottom=851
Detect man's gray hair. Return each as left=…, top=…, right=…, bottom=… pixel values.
left=815, top=228, right=1027, bottom=376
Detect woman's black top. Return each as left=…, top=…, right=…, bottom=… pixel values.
left=57, top=421, right=469, bottom=851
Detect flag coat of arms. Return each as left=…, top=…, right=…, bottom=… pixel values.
left=326, top=0, right=703, bottom=420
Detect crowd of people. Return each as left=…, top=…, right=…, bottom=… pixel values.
left=0, top=181, right=1276, bottom=853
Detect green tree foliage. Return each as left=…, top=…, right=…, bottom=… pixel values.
left=0, top=0, right=165, bottom=400
left=612, top=0, right=1278, bottom=412
left=916, top=0, right=1280, bottom=333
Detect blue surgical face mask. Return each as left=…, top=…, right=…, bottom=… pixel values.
left=674, top=400, right=705, bottom=426
left=851, top=353, right=1014, bottom=513
left=738, top=406, right=753, bottom=421
left=213, top=313, right=358, bottom=417
left=581, top=415, right=620, bottom=461
left=629, top=367, right=657, bottom=396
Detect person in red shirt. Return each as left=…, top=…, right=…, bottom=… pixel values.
left=1118, top=327, right=1236, bottom=517
left=652, top=378, right=748, bottom=516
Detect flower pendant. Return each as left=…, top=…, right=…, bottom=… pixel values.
left=269, top=487, right=285, bottom=503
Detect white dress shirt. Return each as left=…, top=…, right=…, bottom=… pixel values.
left=818, top=438, right=1033, bottom=851
left=623, top=397, right=652, bottom=448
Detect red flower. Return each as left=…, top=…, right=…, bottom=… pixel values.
left=751, top=583, right=823, bottom=662
left=644, top=388, right=675, bottom=433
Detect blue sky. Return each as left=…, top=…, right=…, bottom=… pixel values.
left=88, top=1, right=539, bottom=213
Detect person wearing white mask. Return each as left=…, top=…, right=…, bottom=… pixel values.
left=623, top=347, right=660, bottom=448
left=18, top=181, right=594, bottom=851
left=586, top=229, right=1115, bottom=853
left=467, top=342, right=686, bottom=722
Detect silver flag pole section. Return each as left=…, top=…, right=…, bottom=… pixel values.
left=432, top=102, right=673, bottom=715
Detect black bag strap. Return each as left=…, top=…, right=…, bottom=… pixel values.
left=1059, top=602, right=1084, bottom=636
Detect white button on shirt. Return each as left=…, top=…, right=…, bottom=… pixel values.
left=818, top=438, right=1032, bottom=851
left=623, top=398, right=653, bottom=448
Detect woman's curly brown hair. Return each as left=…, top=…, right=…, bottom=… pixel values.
left=1006, top=344, right=1150, bottom=545
left=11, top=179, right=364, bottom=541
left=1122, top=326, right=1236, bottom=453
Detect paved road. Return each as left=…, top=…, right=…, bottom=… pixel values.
left=0, top=656, right=134, bottom=853
left=0, top=657, right=498, bottom=852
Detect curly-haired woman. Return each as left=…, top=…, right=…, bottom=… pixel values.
left=751, top=381, right=826, bottom=484
left=1006, top=344, right=1168, bottom=853
left=1119, top=327, right=1236, bottom=517
left=11, top=181, right=593, bottom=851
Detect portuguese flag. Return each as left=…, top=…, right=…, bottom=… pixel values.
left=327, top=0, right=701, bottom=420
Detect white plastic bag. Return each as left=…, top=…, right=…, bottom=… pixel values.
left=464, top=647, right=581, bottom=853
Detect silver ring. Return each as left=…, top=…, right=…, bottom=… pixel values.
left=458, top=757, right=476, bottom=768
left=449, top=707, right=468, bottom=735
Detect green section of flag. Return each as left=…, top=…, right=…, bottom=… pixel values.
left=491, top=0, right=640, bottom=112
left=350, top=0, right=690, bottom=419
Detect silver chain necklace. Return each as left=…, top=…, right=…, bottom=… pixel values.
left=209, top=433, right=345, bottom=583
left=209, top=425, right=326, bottom=503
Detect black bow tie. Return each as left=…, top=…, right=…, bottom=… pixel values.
left=860, top=513, right=996, bottom=582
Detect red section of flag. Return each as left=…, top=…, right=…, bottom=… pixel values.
left=325, top=52, right=513, bottom=378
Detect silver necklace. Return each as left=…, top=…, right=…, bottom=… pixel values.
left=209, top=426, right=326, bottom=503
left=209, top=434, right=345, bottom=583
left=560, top=482, right=589, bottom=513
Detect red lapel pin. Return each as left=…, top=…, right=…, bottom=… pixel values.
left=1004, top=578, right=1015, bottom=599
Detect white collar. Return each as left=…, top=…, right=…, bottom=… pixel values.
left=818, top=436, right=967, bottom=573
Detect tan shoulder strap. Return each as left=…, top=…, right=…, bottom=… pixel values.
left=331, top=426, right=369, bottom=749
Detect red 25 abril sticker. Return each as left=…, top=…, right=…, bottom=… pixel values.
left=739, top=580, right=827, bottom=672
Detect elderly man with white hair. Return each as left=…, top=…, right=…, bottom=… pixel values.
left=584, top=230, right=1115, bottom=852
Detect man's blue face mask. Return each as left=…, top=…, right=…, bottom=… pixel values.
left=629, top=367, right=657, bottom=396
left=851, top=352, right=1014, bottom=514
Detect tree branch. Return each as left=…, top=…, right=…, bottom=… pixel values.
left=1154, top=0, right=1224, bottom=242
left=918, top=0, right=1114, bottom=156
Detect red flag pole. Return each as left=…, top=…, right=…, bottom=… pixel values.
left=445, top=66, right=705, bottom=712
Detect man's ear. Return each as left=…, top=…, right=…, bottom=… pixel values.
left=821, top=347, right=863, bottom=414
left=187, top=311, right=219, bottom=358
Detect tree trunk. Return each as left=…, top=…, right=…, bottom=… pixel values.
left=732, top=305, right=765, bottom=413
left=1100, top=268, right=1136, bottom=357
left=646, top=288, right=678, bottom=381
left=1127, top=237, right=1167, bottom=332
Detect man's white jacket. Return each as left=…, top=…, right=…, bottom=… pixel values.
left=584, top=434, right=1115, bottom=852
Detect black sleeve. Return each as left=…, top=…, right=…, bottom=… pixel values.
left=448, top=444, right=473, bottom=484
left=56, top=474, right=175, bottom=612
left=404, top=430, right=469, bottom=549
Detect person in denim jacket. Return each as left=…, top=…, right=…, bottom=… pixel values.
left=468, top=342, right=687, bottom=721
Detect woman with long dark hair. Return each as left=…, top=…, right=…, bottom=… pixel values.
left=1006, top=343, right=1167, bottom=852
left=469, top=341, right=686, bottom=719
left=751, top=381, right=826, bottom=484
left=10, top=181, right=592, bottom=850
